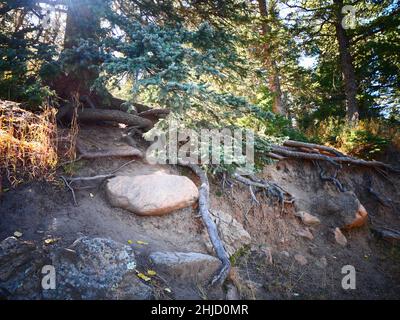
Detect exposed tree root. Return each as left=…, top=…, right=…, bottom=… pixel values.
left=138, top=108, right=170, bottom=118
left=77, top=147, right=143, bottom=160
left=283, top=140, right=346, bottom=157
left=60, top=159, right=136, bottom=206
left=268, top=141, right=399, bottom=209
left=365, top=174, right=392, bottom=208
left=73, top=142, right=143, bottom=161
left=58, top=141, right=142, bottom=169
left=232, top=173, right=294, bottom=209
left=77, top=109, right=153, bottom=130
left=315, top=161, right=346, bottom=192
left=180, top=163, right=231, bottom=286
left=270, top=143, right=400, bottom=173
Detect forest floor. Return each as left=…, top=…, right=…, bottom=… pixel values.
left=1, top=124, right=400, bottom=299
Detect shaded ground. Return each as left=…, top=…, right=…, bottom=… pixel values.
left=1, top=124, right=399, bottom=299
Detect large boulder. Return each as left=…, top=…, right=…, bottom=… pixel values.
left=343, top=203, right=368, bottom=230
left=44, top=237, right=153, bottom=300
left=106, top=174, right=199, bottom=216
left=0, top=237, right=45, bottom=299
left=203, top=210, right=251, bottom=257
left=308, top=191, right=367, bottom=229
left=1, top=236, right=153, bottom=300
left=149, top=251, right=221, bottom=284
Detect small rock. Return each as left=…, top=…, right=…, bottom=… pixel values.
left=294, top=254, right=307, bottom=266
left=260, top=246, right=273, bottom=264
left=106, top=174, right=199, bottom=216
left=280, top=251, right=290, bottom=258
left=296, top=228, right=314, bottom=240
left=226, top=283, right=240, bottom=300
left=13, top=231, right=23, bottom=238
left=315, top=256, right=328, bottom=269
left=149, top=251, right=221, bottom=284
left=295, top=211, right=321, bottom=226
left=334, top=228, right=347, bottom=246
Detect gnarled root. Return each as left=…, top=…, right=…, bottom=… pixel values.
left=314, top=160, right=346, bottom=192
left=77, top=109, right=153, bottom=130
left=269, top=140, right=400, bottom=173
left=232, top=173, right=294, bottom=209
left=180, top=163, right=231, bottom=286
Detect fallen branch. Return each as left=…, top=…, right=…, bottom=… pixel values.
left=180, top=162, right=231, bottom=286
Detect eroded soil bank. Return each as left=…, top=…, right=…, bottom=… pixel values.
left=1, top=125, right=399, bottom=299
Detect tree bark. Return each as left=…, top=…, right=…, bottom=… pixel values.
left=63, top=0, right=101, bottom=49
left=258, top=0, right=285, bottom=116
left=77, top=109, right=153, bottom=129
left=181, top=163, right=231, bottom=286
left=334, top=0, right=359, bottom=122
left=50, top=0, right=112, bottom=107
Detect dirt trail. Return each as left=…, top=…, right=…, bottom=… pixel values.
left=1, top=125, right=399, bottom=299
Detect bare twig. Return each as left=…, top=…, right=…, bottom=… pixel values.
left=60, top=159, right=136, bottom=205
left=60, top=175, right=77, bottom=206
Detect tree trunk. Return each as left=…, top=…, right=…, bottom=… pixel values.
left=257, top=0, right=285, bottom=116
left=51, top=0, right=108, bottom=106
left=334, top=0, right=359, bottom=122
left=63, top=0, right=102, bottom=49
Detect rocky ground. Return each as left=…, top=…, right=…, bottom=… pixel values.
left=1, top=124, right=399, bottom=300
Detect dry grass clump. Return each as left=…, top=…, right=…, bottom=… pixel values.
left=0, top=100, right=58, bottom=185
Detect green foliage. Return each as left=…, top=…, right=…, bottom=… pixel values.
left=0, top=1, right=58, bottom=108
left=1, top=0, right=399, bottom=167
left=342, top=129, right=390, bottom=159
left=305, top=117, right=398, bottom=159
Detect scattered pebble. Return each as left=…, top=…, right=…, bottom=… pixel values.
left=294, top=254, right=308, bottom=266
left=294, top=211, right=321, bottom=226
left=334, top=227, right=347, bottom=246
left=281, top=251, right=290, bottom=258
left=297, top=228, right=314, bottom=240
left=315, top=256, right=328, bottom=269
left=44, top=237, right=61, bottom=245
left=13, top=231, right=23, bottom=238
